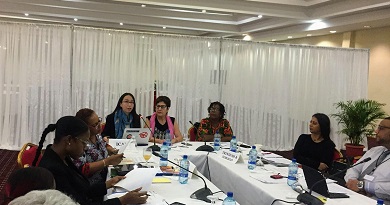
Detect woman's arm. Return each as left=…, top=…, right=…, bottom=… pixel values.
left=220, top=119, right=233, bottom=142
left=172, top=120, right=183, bottom=143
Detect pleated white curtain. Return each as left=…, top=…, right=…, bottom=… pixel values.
left=0, top=22, right=72, bottom=149
left=220, top=40, right=369, bottom=150
left=71, top=27, right=155, bottom=120
left=155, top=37, right=221, bottom=135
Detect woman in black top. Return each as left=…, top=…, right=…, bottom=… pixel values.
left=293, top=113, right=336, bottom=171
left=102, top=93, right=141, bottom=139
left=33, top=116, right=147, bottom=205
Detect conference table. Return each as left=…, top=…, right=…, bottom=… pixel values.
left=112, top=140, right=376, bottom=205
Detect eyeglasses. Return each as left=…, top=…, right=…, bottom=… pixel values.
left=122, top=100, right=134, bottom=104
left=209, top=107, right=220, bottom=112
left=377, top=125, right=390, bottom=131
left=156, top=105, right=167, bottom=109
left=89, top=117, right=102, bottom=129
left=75, top=137, right=89, bottom=146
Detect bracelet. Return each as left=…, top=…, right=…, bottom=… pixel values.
left=103, top=159, right=106, bottom=167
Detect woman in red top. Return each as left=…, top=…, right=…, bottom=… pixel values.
left=196, top=102, right=233, bottom=142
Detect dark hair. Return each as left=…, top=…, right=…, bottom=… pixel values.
left=112, top=93, right=138, bottom=116
left=5, top=167, right=54, bottom=201
left=312, top=113, right=331, bottom=140
left=385, top=117, right=390, bottom=120
left=75, top=108, right=95, bottom=124
left=208, top=101, right=226, bottom=119
left=156, top=96, right=171, bottom=108
left=32, top=116, right=89, bottom=166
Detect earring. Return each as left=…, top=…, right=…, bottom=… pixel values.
left=68, top=142, right=71, bottom=146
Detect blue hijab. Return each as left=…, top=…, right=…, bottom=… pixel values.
left=114, top=109, right=133, bottom=139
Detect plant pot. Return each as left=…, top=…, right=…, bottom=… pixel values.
left=345, top=143, right=365, bottom=157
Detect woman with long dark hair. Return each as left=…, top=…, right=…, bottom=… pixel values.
left=293, top=113, right=336, bottom=171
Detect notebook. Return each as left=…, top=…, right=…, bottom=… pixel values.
left=122, top=128, right=150, bottom=146
left=302, top=165, right=349, bottom=199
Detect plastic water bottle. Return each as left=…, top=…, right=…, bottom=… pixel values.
left=230, top=136, right=237, bottom=152
left=248, top=146, right=257, bottom=170
left=376, top=199, right=384, bottom=205
left=165, top=130, right=172, bottom=150
left=222, top=192, right=236, bottom=205
left=179, top=155, right=190, bottom=184
left=213, top=130, right=221, bottom=151
left=159, top=142, right=169, bottom=166
left=287, top=158, right=298, bottom=186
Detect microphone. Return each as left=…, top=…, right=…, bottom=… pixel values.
left=152, top=151, right=212, bottom=203
left=192, top=121, right=214, bottom=152
left=140, top=114, right=160, bottom=152
left=296, top=157, right=371, bottom=205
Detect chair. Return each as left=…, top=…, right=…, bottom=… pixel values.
left=17, top=143, right=43, bottom=168
left=187, top=122, right=200, bottom=141
left=328, top=149, right=352, bottom=186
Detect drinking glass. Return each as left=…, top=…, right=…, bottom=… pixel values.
left=207, top=195, right=219, bottom=204
left=143, top=147, right=152, bottom=167
left=183, top=134, right=189, bottom=147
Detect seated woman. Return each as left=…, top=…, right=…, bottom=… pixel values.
left=196, top=102, right=233, bottom=142
left=144, top=96, right=183, bottom=144
left=74, top=108, right=124, bottom=185
left=293, top=113, right=336, bottom=171
left=8, top=190, right=79, bottom=205
left=33, top=116, right=148, bottom=205
left=5, top=167, right=55, bottom=203
left=102, top=93, right=141, bottom=139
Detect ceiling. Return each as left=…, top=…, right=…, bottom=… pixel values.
left=1, top=0, right=390, bottom=42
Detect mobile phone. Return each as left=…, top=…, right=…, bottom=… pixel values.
left=270, top=174, right=284, bottom=179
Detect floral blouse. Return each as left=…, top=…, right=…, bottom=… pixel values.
left=196, top=118, right=233, bottom=141
left=72, top=134, right=108, bottom=185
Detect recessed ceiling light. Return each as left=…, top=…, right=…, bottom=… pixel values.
left=141, top=4, right=146, bottom=7
left=363, top=25, right=371, bottom=28
left=202, top=9, right=206, bottom=13
left=119, top=22, right=123, bottom=26
left=306, top=34, right=312, bottom=36
left=163, top=26, right=166, bottom=29
left=24, top=13, right=29, bottom=16
left=271, top=39, right=276, bottom=41
left=74, top=18, right=78, bottom=21
left=242, top=34, right=248, bottom=36
left=288, top=36, right=293, bottom=39
left=258, top=15, right=263, bottom=18
left=330, top=30, right=336, bottom=33
left=243, top=35, right=252, bottom=41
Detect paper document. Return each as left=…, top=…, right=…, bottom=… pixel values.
left=114, top=168, right=159, bottom=192
left=118, top=140, right=130, bottom=154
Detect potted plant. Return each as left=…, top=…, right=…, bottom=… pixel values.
left=332, top=99, right=387, bottom=157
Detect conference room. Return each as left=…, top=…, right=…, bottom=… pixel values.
left=1, top=1, right=390, bottom=205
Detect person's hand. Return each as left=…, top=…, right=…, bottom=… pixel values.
left=318, top=162, right=328, bottom=171
left=346, top=179, right=360, bottom=192
left=119, top=187, right=148, bottom=204
left=106, top=176, right=126, bottom=189
left=107, top=146, right=119, bottom=155
left=106, top=153, right=124, bottom=166
left=103, top=137, right=109, bottom=142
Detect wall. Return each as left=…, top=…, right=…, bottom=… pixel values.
left=278, top=26, right=390, bottom=114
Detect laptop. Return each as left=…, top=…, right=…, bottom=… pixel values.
left=302, top=165, right=349, bottom=199
left=122, top=128, right=150, bottom=146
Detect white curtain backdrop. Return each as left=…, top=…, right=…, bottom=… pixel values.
left=0, top=22, right=369, bottom=150
left=220, top=40, right=369, bottom=150
left=155, top=37, right=221, bottom=135
left=71, top=27, right=155, bottom=121
left=0, top=22, right=72, bottom=149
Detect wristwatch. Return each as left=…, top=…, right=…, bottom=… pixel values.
left=357, top=181, right=364, bottom=190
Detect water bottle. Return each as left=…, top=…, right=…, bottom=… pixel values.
left=376, top=199, right=384, bottom=205
left=159, top=142, right=169, bottom=166
left=222, top=192, right=236, bottom=205
left=213, top=130, right=221, bottom=151
left=179, top=155, right=190, bottom=184
left=287, top=158, right=298, bottom=186
left=248, top=146, right=257, bottom=170
left=230, top=136, right=237, bottom=152
left=165, top=130, right=172, bottom=150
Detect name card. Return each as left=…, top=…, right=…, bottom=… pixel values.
left=221, top=150, right=244, bottom=164
left=108, top=139, right=131, bottom=150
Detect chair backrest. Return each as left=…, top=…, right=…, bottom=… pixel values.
left=17, top=143, right=43, bottom=168
left=333, top=149, right=343, bottom=161
left=188, top=126, right=197, bottom=141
